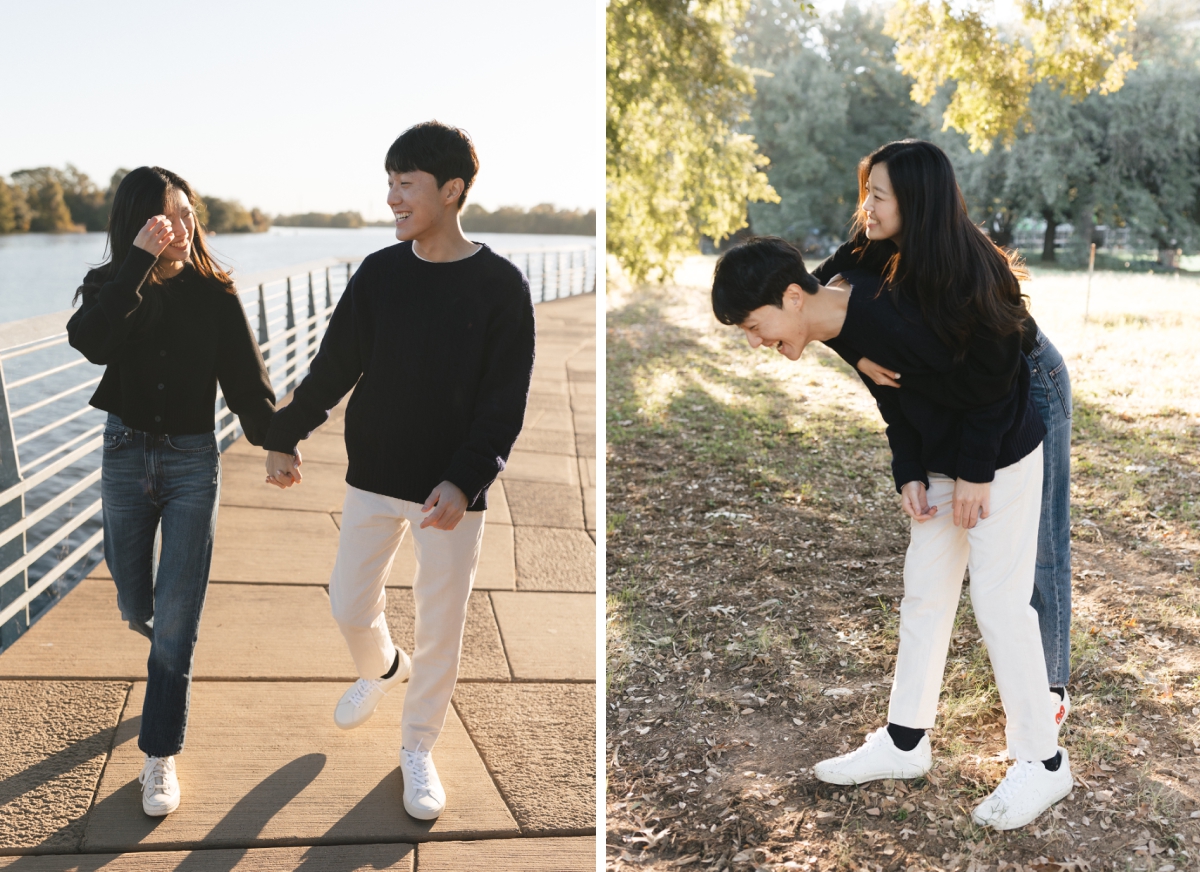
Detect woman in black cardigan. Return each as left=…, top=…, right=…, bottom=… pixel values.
left=68, top=166, right=275, bottom=818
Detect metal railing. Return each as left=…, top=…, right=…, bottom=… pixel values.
left=0, top=245, right=595, bottom=650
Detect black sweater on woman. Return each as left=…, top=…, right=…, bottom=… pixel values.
left=67, top=246, right=275, bottom=443
left=832, top=270, right=1045, bottom=490
left=262, top=242, right=536, bottom=512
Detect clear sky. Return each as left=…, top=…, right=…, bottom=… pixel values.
left=2, top=0, right=597, bottom=221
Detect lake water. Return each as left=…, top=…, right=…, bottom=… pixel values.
left=0, top=227, right=596, bottom=324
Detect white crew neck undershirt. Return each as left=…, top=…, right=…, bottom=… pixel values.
left=412, top=242, right=483, bottom=263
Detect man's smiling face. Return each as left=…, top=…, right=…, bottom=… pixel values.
left=738, top=285, right=811, bottom=361
left=386, top=169, right=448, bottom=241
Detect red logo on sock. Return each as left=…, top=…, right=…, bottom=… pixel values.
left=1055, top=705, right=1065, bottom=725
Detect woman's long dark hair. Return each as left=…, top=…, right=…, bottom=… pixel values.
left=849, top=140, right=1029, bottom=359
left=78, top=166, right=234, bottom=303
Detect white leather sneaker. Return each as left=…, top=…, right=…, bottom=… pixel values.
left=813, top=726, right=932, bottom=785
left=333, top=650, right=411, bottom=730
left=1004, top=689, right=1071, bottom=759
left=400, top=746, right=446, bottom=820
left=138, top=754, right=180, bottom=816
left=972, top=748, right=1073, bottom=830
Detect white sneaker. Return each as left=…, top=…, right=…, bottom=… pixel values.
left=138, top=754, right=180, bottom=816
left=333, top=650, right=411, bottom=730
left=1004, top=689, right=1071, bottom=759
left=400, top=746, right=446, bottom=820
left=972, top=748, right=1073, bottom=830
left=813, top=726, right=932, bottom=785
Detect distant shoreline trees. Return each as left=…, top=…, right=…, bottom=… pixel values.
left=1, top=170, right=595, bottom=239
left=460, top=203, right=596, bottom=235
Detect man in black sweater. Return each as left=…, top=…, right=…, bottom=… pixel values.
left=263, top=122, right=535, bottom=821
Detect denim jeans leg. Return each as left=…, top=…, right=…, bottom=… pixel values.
left=1026, top=333, right=1073, bottom=687
left=100, top=417, right=158, bottom=642
left=138, top=432, right=221, bottom=758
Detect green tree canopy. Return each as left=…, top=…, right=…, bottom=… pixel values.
left=607, top=0, right=779, bottom=282
left=11, top=168, right=77, bottom=233
left=885, top=0, right=1139, bottom=151
left=742, top=1, right=931, bottom=248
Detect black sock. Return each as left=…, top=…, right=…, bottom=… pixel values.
left=1050, top=686, right=1065, bottom=700
left=887, top=723, right=926, bottom=752
left=381, top=651, right=400, bottom=680
left=1043, top=750, right=1062, bottom=771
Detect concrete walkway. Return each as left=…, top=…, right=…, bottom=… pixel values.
left=0, top=294, right=596, bottom=870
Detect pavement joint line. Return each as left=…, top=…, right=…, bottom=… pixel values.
left=486, top=591, right=516, bottom=682
left=448, top=697, right=523, bottom=834
left=0, top=829, right=599, bottom=860
left=79, top=681, right=134, bottom=852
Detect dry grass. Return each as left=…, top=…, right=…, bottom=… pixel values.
left=605, top=258, right=1200, bottom=872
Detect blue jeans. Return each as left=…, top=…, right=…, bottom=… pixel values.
left=101, top=414, right=221, bottom=757
left=1026, top=331, right=1072, bottom=687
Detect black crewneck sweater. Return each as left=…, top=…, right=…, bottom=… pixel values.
left=834, top=270, right=1045, bottom=490
left=67, top=246, right=275, bottom=443
left=262, top=242, right=536, bottom=511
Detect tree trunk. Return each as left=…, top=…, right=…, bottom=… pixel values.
left=1041, top=211, right=1058, bottom=263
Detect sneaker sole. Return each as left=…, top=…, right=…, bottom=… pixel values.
left=813, top=763, right=930, bottom=786
left=971, top=778, right=1072, bottom=830
left=143, top=796, right=179, bottom=816
left=403, top=800, right=444, bottom=821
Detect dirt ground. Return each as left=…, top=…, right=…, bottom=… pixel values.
left=605, top=258, right=1200, bottom=872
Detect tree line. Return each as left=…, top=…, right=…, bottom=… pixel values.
left=0, top=165, right=268, bottom=235
left=608, top=0, right=1197, bottom=280
left=742, top=0, right=1200, bottom=266
left=0, top=168, right=597, bottom=239
left=460, top=203, right=596, bottom=235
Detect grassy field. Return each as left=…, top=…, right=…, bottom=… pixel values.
left=605, top=258, right=1200, bottom=871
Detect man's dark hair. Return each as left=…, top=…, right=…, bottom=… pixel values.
left=385, top=121, right=478, bottom=210
left=711, top=236, right=819, bottom=326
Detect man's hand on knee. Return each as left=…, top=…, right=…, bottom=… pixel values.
left=420, top=481, right=468, bottom=530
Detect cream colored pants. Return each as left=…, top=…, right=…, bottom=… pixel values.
left=329, top=485, right=485, bottom=752
left=888, top=445, right=1057, bottom=762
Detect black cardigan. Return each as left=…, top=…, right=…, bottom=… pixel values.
left=814, top=239, right=1040, bottom=410
left=263, top=242, right=536, bottom=512
left=832, top=270, right=1044, bottom=490
left=67, top=247, right=275, bottom=444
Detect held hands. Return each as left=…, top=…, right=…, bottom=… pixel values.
left=857, top=356, right=901, bottom=388
left=421, top=481, right=468, bottom=530
left=265, top=450, right=302, bottom=488
left=133, top=216, right=176, bottom=256
left=900, top=481, right=937, bottom=523
left=952, top=478, right=990, bottom=529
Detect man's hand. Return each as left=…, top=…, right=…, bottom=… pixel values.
left=857, top=356, right=901, bottom=388
left=421, top=480, right=468, bottom=530
left=900, top=480, right=937, bottom=523
left=952, top=478, right=990, bottom=529
left=265, top=449, right=302, bottom=488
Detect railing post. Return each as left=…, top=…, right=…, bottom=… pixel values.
left=307, top=271, right=318, bottom=363
left=0, top=368, right=27, bottom=649
left=285, top=278, right=297, bottom=394
left=256, top=284, right=270, bottom=362
left=325, top=267, right=334, bottom=311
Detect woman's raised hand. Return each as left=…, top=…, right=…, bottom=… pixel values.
left=133, top=215, right=175, bottom=256
left=900, top=480, right=936, bottom=523
left=857, top=356, right=901, bottom=388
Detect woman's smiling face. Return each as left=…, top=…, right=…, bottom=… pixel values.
left=739, top=285, right=811, bottom=361
left=862, top=161, right=902, bottom=242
